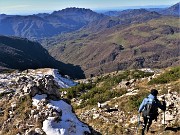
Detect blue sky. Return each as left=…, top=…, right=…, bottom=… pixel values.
left=0, top=0, right=179, bottom=15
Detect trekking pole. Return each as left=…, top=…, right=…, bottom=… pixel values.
left=164, top=110, right=165, bottom=131
left=163, top=96, right=166, bottom=130
left=136, top=113, right=140, bottom=134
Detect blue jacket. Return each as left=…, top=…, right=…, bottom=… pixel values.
left=138, top=94, right=166, bottom=113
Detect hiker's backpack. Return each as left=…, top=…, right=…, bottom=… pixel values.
left=142, top=97, right=157, bottom=119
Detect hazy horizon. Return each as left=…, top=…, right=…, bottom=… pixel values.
left=0, top=0, right=179, bottom=15
left=0, top=5, right=170, bottom=15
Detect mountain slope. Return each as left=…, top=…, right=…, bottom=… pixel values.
left=0, top=8, right=105, bottom=39
left=69, top=67, right=180, bottom=135
left=159, top=2, right=180, bottom=16
left=47, top=16, right=180, bottom=77
left=83, top=9, right=161, bottom=33
left=41, top=9, right=162, bottom=48
left=0, top=35, right=85, bottom=78
left=0, top=8, right=161, bottom=40
left=0, top=36, right=54, bottom=69
left=103, top=11, right=120, bottom=16
left=103, top=3, right=179, bottom=17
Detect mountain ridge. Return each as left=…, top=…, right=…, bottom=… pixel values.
left=102, top=3, right=179, bottom=17
left=0, top=8, right=105, bottom=39
left=0, top=35, right=85, bottom=79
left=0, top=3, right=178, bottom=40
left=159, top=2, right=180, bottom=16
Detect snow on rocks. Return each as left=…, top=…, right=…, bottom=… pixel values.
left=0, top=68, right=91, bottom=135
left=0, top=68, right=78, bottom=101
left=32, top=94, right=47, bottom=107
left=0, top=68, right=76, bottom=96
left=46, top=69, right=77, bottom=88
left=32, top=94, right=91, bottom=135
left=43, top=117, right=66, bottom=135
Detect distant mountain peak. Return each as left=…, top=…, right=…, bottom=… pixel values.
left=0, top=7, right=105, bottom=39
left=118, top=8, right=152, bottom=15
left=52, top=7, right=95, bottom=15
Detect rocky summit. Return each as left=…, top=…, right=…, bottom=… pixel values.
left=0, top=68, right=90, bottom=135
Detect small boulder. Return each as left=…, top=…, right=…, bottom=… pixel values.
left=35, top=128, right=44, bottom=135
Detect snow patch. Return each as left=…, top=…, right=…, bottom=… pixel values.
left=43, top=117, right=66, bottom=135
left=44, top=100, right=90, bottom=135
left=32, top=94, right=47, bottom=107
left=32, top=94, right=90, bottom=135
left=46, top=69, right=77, bottom=88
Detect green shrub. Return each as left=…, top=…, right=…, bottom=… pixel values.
left=80, top=87, right=106, bottom=100
left=66, top=89, right=76, bottom=99
left=125, top=90, right=149, bottom=112
left=80, top=88, right=127, bottom=107
left=98, top=70, right=153, bottom=89
left=148, top=66, right=180, bottom=85
left=97, top=71, right=130, bottom=91
left=64, top=69, right=154, bottom=108
left=131, top=70, right=154, bottom=79
left=61, top=83, right=95, bottom=99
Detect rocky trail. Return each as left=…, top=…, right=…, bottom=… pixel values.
left=72, top=68, right=180, bottom=135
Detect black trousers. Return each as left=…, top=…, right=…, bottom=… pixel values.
left=142, top=117, right=152, bottom=135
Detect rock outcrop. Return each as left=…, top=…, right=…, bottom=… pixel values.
left=159, top=91, right=180, bottom=126
left=0, top=68, right=90, bottom=135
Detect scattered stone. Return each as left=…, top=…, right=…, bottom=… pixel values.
left=25, top=128, right=36, bottom=135
left=93, top=114, right=100, bottom=119
left=35, top=128, right=44, bottom=135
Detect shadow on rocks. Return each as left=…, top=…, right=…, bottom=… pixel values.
left=165, top=127, right=180, bottom=132
left=88, top=126, right=102, bottom=135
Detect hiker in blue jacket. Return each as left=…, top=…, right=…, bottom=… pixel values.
left=138, top=89, right=166, bottom=135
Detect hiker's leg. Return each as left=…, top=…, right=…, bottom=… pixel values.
left=147, top=119, right=152, bottom=132
left=142, top=117, right=148, bottom=135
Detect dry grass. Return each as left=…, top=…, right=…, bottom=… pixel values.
left=0, top=95, right=34, bottom=135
